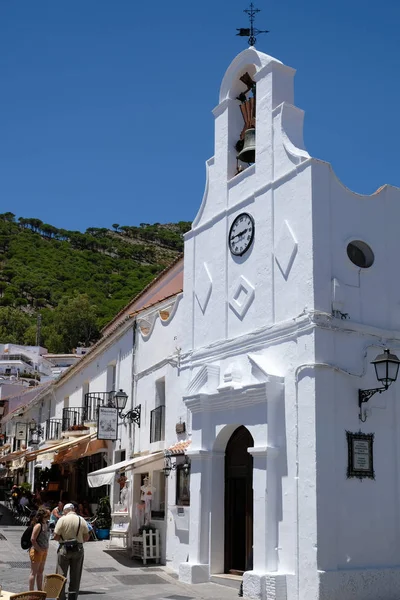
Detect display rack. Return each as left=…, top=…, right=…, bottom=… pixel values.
left=131, top=529, right=160, bottom=564
left=108, top=512, right=130, bottom=549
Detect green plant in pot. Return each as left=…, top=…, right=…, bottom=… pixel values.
left=95, top=496, right=112, bottom=540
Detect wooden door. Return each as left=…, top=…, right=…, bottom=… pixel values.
left=224, top=426, right=254, bottom=574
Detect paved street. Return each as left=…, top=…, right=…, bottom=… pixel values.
left=0, top=505, right=239, bottom=600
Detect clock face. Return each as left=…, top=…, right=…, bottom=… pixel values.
left=228, top=213, right=255, bottom=256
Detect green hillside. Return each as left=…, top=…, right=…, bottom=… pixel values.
left=0, top=212, right=190, bottom=353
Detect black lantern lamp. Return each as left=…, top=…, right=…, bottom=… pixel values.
left=28, top=419, right=44, bottom=443
left=359, top=348, right=400, bottom=422
left=114, top=389, right=141, bottom=427
left=29, top=419, right=44, bottom=436
left=163, top=455, right=190, bottom=478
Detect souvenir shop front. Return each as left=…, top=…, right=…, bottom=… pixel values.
left=88, top=451, right=166, bottom=560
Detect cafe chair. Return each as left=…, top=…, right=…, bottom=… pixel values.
left=86, top=516, right=98, bottom=541
left=44, top=573, right=67, bottom=599
left=9, top=592, right=47, bottom=599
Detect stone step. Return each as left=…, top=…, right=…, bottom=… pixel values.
left=210, top=573, right=242, bottom=591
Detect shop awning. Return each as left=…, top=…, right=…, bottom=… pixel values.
left=25, top=433, right=94, bottom=463
left=87, top=451, right=164, bottom=488
left=3, top=449, right=27, bottom=463
left=54, top=438, right=108, bottom=464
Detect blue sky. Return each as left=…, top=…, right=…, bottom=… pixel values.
left=1, top=1, right=400, bottom=231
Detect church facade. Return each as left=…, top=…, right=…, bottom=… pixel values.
left=177, top=46, right=400, bottom=600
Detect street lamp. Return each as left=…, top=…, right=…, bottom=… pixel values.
left=29, top=419, right=44, bottom=439
left=359, top=348, right=400, bottom=422
left=114, top=389, right=141, bottom=427
left=163, top=455, right=190, bottom=478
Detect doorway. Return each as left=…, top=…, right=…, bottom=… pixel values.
left=224, top=426, right=254, bottom=574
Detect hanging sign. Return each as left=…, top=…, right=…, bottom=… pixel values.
left=97, top=407, right=118, bottom=441
left=346, top=431, right=375, bottom=480
left=15, top=422, right=28, bottom=441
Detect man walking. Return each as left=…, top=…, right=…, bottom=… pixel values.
left=54, top=502, right=89, bottom=600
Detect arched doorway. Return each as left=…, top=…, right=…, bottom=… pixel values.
left=224, top=426, right=254, bottom=574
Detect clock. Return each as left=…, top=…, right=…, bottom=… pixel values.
left=228, top=213, right=255, bottom=256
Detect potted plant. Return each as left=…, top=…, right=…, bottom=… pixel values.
left=95, top=496, right=112, bottom=540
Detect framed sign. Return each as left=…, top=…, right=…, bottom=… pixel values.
left=97, top=406, right=118, bottom=441
left=15, top=422, right=27, bottom=441
left=346, top=431, right=375, bottom=480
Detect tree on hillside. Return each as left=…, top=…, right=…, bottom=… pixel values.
left=44, top=294, right=100, bottom=352
left=0, top=212, right=15, bottom=223
left=0, top=307, right=33, bottom=344
left=112, top=224, right=120, bottom=231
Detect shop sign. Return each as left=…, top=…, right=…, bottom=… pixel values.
left=97, top=407, right=118, bottom=441
left=15, top=422, right=28, bottom=441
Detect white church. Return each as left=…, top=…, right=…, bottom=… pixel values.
left=3, top=42, right=400, bottom=600
left=177, top=44, right=400, bottom=600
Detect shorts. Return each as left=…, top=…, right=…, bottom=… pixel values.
left=29, top=547, right=48, bottom=564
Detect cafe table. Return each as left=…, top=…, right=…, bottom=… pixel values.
left=0, top=591, right=13, bottom=600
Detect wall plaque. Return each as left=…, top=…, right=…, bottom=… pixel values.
left=97, top=406, right=118, bottom=441
left=346, top=431, right=375, bottom=480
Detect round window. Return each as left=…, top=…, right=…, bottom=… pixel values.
left=346, top=240, right=374, bottom=268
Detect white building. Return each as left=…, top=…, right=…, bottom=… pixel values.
left=174, top=46, right=400, bottom=600
left=3, top=44, right=400, bottom=600
left=0, top=344, right=52, bottom=386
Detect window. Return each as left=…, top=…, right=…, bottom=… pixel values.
left=107, top=364, right=117, bottom=392
left=150, top=405, right=165, bottom=443
left=150, top=378, right=165, bottom=443
left=176, top=465, right=190, bottom=506
left=155, top=378, right=165, bottom=407
left=347, top=240, right=374, bottom=268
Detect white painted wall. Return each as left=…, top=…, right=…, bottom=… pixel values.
left=177, top=44, right=400, bottom=600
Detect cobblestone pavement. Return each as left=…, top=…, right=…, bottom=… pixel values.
left=0, top=504, right=239, bottom=600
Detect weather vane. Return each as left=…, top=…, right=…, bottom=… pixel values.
left=236, top=3, right=269, bottom=47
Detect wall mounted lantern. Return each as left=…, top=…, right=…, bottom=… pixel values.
left=29, top=419, right=44, bottom=436
left=359, top=349, right=400, bottom=422
left=163, top=455, right=190, bottom=478
left=28, top=419, right=44, bottom=444
left=114, top=389, right=141, bottom=427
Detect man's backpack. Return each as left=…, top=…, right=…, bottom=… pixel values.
left=21, top=523, right=41, bottom=550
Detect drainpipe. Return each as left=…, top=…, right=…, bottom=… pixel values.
left=130, top=319, right=137, bottom=458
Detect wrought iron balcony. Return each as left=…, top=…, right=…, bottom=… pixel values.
left=150, top=405, right=165, bottom=443
left=45, top=419, right=62, bottom=441
left=62, top=407, right=88, bottom=432
left=84, top=391, right=115, bottom=423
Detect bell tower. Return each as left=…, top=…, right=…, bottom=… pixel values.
left=182, top=45, right=311, bottom=353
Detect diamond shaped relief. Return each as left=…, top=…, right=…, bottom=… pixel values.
left=229, top=275, right=255, bottom=319
left=195, top=262, right=212, bottom=313
left=275, top=220, right=298, bottom=279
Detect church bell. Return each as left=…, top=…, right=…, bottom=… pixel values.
left=237, top=128, right=256, bottom=164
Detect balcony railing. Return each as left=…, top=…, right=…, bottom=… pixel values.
left=150, top=405, right=165, bottom=443
left=45, top=419, right=62, bottom=441
left=84, top=392, right=115, bottom=423
left=62, top=407, right=88, bottom=432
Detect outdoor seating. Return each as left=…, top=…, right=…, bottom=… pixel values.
left=86, top=516, right=98, bottom=541
left=44, top=573, right=67, bottom=599
left=9, top=592, right=47, bottom=599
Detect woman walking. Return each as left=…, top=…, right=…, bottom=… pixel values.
left=29, top=506, right=50, bottom=591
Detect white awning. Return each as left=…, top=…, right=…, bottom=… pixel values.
left=87, top=451, right=164, bottom=488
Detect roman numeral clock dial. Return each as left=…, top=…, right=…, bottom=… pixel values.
left=228, top=213, right=255, bottom=256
